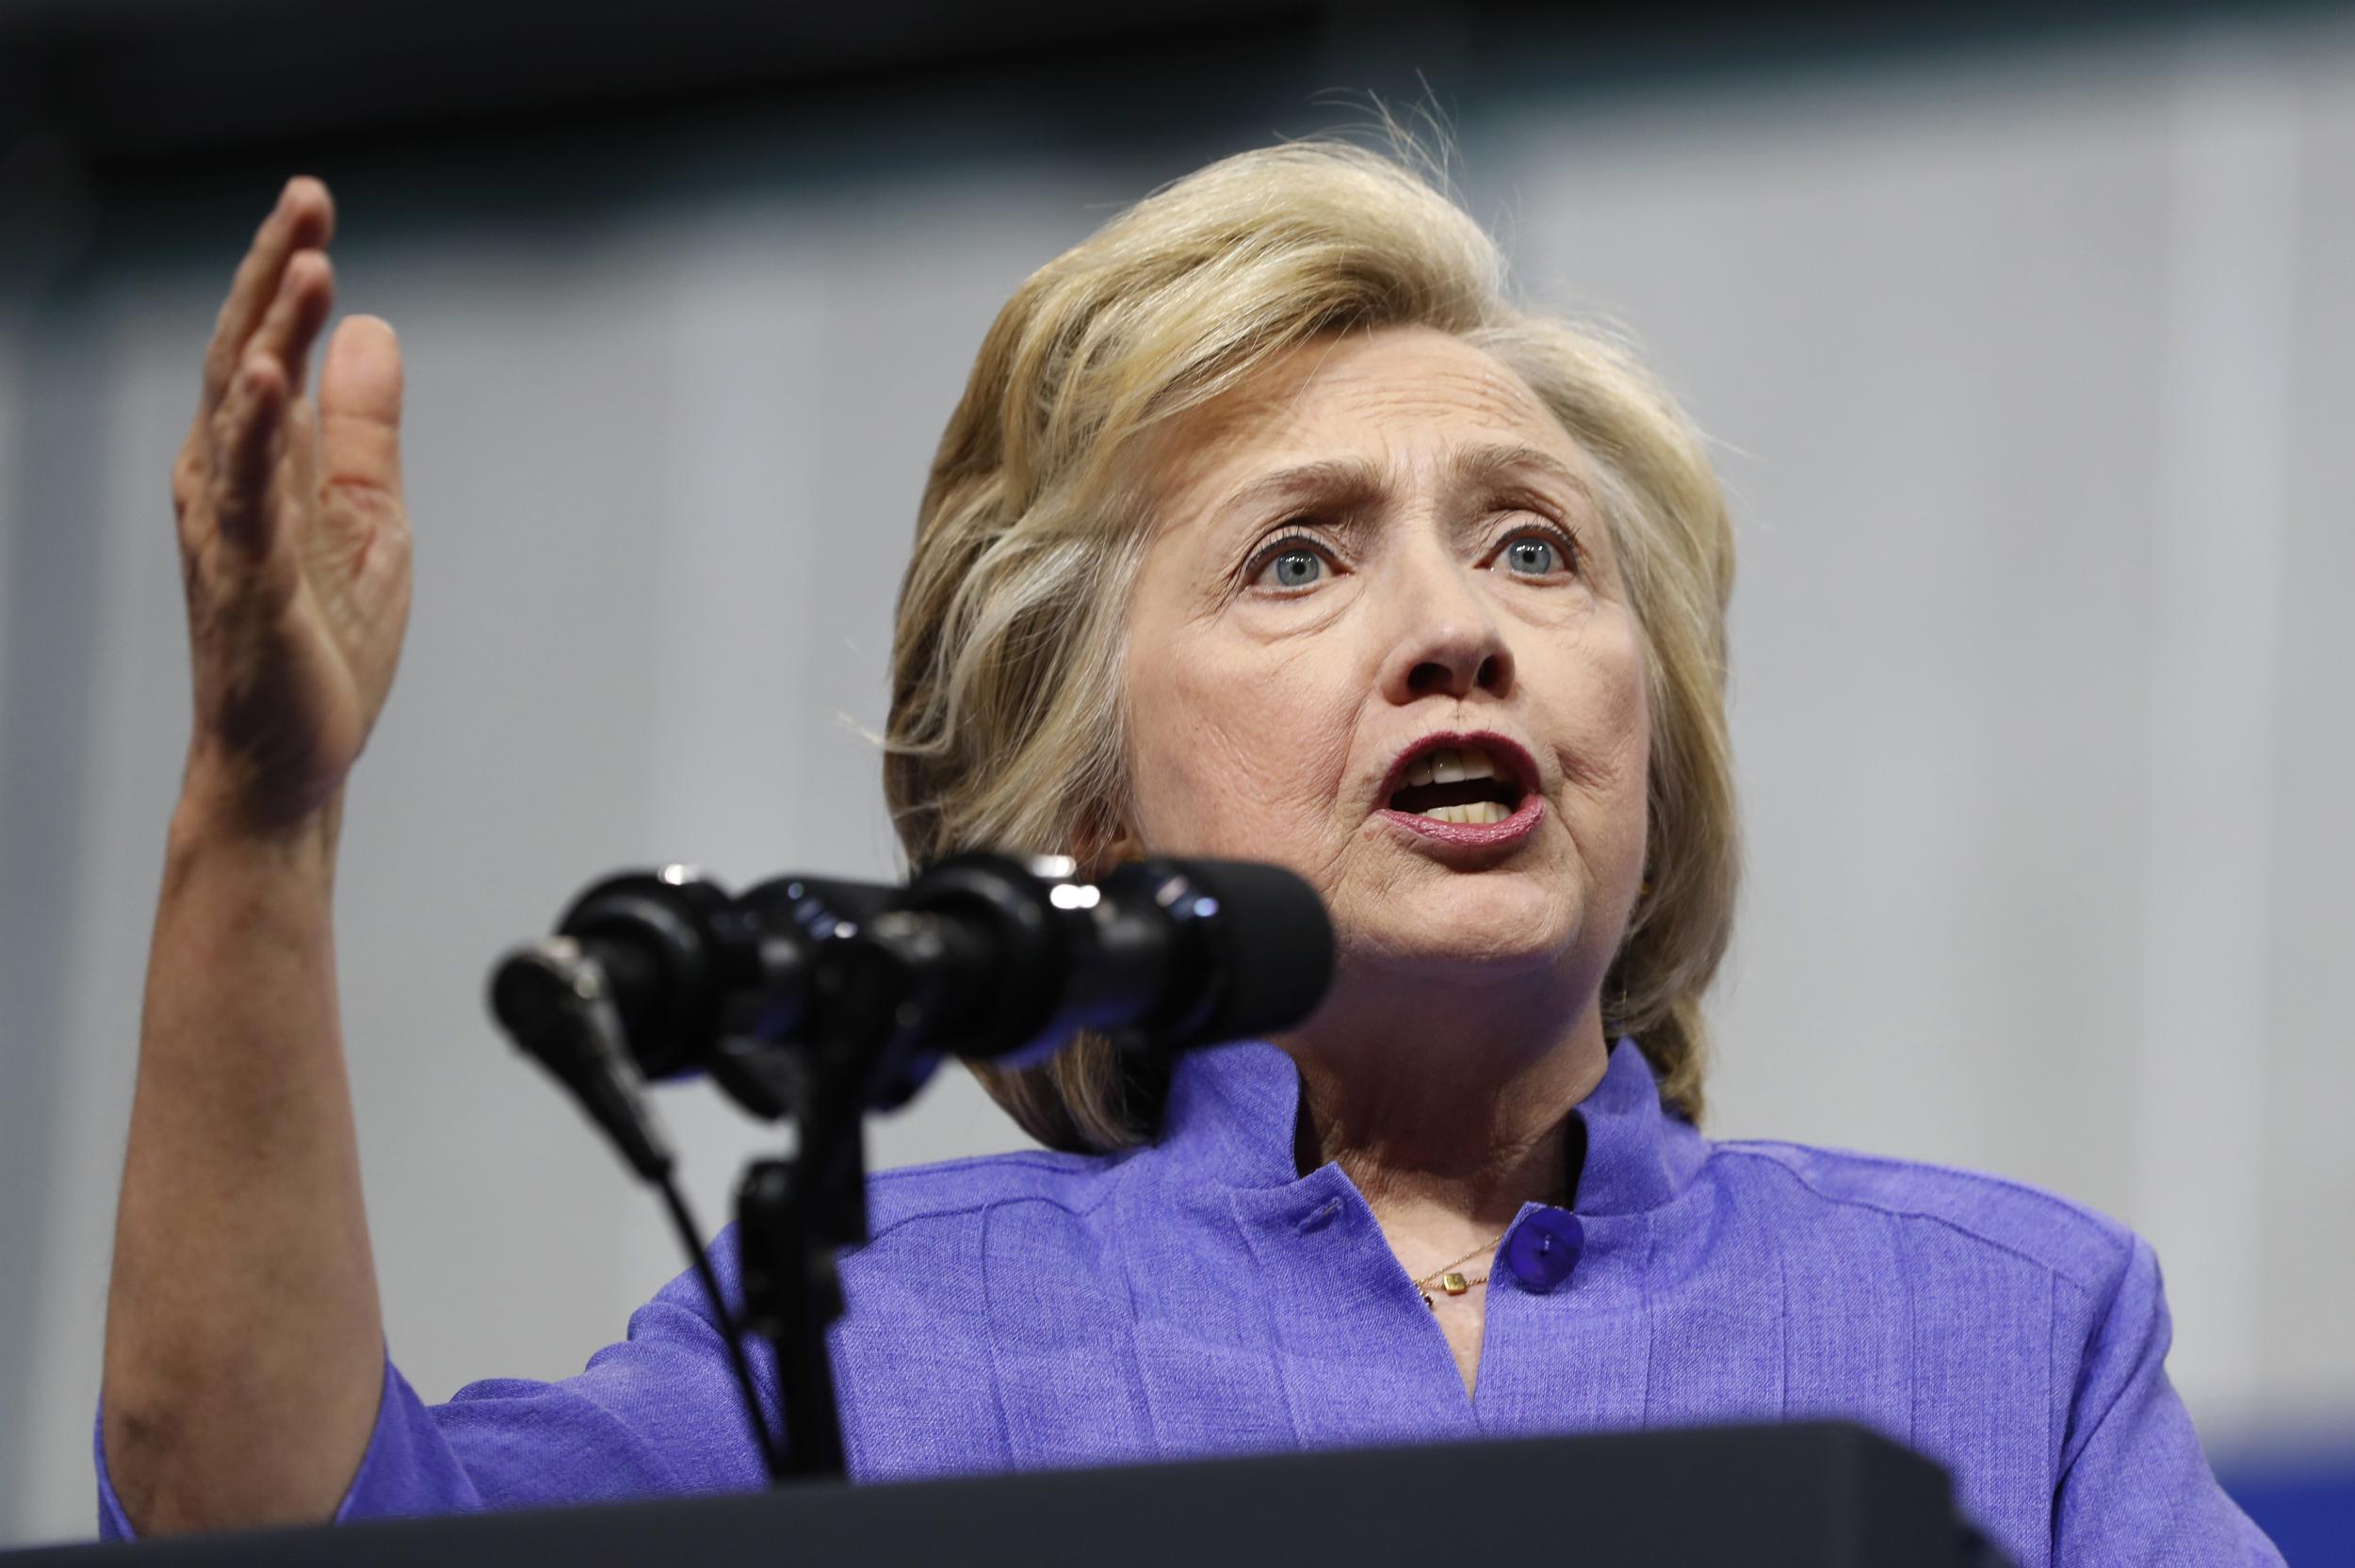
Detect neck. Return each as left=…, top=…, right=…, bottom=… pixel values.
left=1276, top=960, right=1610, bottom=1237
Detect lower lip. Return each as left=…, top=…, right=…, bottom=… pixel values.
left=1376, top=793, right=1546, bottom=850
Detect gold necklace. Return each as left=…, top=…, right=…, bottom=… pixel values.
left=1414, top=1232, right=1507, bottom=1310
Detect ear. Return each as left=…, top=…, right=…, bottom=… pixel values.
left=1073, top=820, right=1145, bottom=881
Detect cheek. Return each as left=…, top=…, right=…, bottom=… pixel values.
left=1602, top=640, right=1653, bottom=794
left=1542, top=615, right=1653, bottom=816
left=1126, top=637, right=1358, bottom=857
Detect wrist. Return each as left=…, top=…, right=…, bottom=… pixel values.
left=169, top=750, right=345, bottom=872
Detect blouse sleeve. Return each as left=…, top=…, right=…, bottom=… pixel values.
left=2051, top=1233, right=2282, bottom=1566
left=96, top=1239, right=772, bottom=1539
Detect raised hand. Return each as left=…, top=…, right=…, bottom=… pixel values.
left=104, top=177, right=414, bottom=1534
left=172, top=176, right=410, bottom=835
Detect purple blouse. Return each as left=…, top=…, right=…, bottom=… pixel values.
left=96, top=1037, right=2282, bottom=1565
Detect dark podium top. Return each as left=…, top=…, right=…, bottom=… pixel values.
left=15, top=1421, right=2001, bottom=1567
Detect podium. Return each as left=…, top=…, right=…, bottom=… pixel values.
left=8, top=1422, right=2006, bottom=1566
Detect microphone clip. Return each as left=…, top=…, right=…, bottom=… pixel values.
left=490, top=937, right=674, bottom=1184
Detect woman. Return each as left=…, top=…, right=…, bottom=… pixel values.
left=98, top=143, right=2281, bottom=1566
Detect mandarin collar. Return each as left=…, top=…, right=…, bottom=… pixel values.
left=1159, top=1034, right=1707, bottom=1217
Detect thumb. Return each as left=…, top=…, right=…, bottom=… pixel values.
left=317, top=314, right=403, bottom=504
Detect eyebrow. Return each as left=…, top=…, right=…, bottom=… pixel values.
left=1450, top=443, right=1593, bottom=505
left=1210, top=443, right=1593, bottom=525
left=1210, top=458, right=1385, bottom=525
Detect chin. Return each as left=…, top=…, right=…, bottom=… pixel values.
left=1342, top=883, right=1588, bottom=983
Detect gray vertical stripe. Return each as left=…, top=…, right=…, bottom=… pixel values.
left=0, top=284, right=106, bottom=1542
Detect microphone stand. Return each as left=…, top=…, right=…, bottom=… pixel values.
left=732, top=926, right=934, bottom=1481
left=734, top=1043, right=865, bottom=1478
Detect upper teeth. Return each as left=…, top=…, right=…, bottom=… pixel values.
left=1407, top=746, right=1499, bottom=787
left=1398, top=747, right=1515, bottom=824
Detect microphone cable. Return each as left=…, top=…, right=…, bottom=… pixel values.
left=657, top=1171, right=786, bottom=1482
left=488, top=936, right=786, bottom=1480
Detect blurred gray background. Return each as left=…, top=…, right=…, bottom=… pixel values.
left=3, top=0, right=2351, bottom=1551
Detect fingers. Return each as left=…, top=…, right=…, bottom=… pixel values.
left=212, top=350, right=289, bottom=558
left=317, top=315, right=403, bottom=506
left=208, top=262, right=334, bottom=558
left=192, top=179, right=337, bottom=563
left=203, top=178, right=335, bottom=415
left=250, top=251, right=336, bottom=406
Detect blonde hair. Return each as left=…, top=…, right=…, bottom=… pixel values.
left=885, top=139, right=1739, bottom=1151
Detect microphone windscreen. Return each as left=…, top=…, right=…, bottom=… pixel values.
left=1161, top=858, right=1334, bottom=1050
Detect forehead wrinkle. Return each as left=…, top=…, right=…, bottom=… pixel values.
left=1182, top=329, right=1359, bottom=450
left=1181, top=327, right=1497, bottom=461
left=1202, top=434, right=1593, bottom=536
left=1448, top=442, right=1595, bottom=507
left=1146, top=329, right=1579, bottom=538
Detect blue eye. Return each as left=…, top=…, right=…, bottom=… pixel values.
left=1263, top=548, right=1325, bottom=590
left=1501, top=535, right=1567, bottom=576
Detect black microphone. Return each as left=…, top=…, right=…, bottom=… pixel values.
left=491, top=854, right=1333, bottom=1121
left=490, top=865, right=895, bottom=1122
left=488, top=936, right=675, bottom=1181
left=861, top=853, right=1335, bottom=1068
left=1110, top=857, right=1339, bottom=1051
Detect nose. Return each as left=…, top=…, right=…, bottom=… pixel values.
left=1378, top=538, right=1515, bottom=705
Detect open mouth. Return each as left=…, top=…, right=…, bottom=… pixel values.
left=1384, top=742, right=1531, bottom=826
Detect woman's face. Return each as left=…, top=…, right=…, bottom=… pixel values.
left=1121, top=325, right=1651, bottom=1007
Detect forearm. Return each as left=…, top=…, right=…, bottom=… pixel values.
left=101, top=783, right=385, bottom=1534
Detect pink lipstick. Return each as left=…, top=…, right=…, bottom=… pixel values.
left=1372, top=731, right=1546, bottom=852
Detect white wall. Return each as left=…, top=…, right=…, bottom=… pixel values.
left=2, top=18, right=2350, bottom=1546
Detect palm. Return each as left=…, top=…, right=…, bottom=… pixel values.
left=175, top=179, right=411, bottom=832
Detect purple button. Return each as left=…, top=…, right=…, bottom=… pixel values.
left=1504, top=1207, right=1584, bottom=1292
